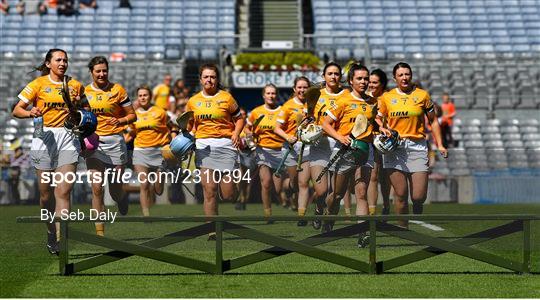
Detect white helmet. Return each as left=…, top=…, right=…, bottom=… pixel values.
left=299, top=123, right=323, bottom=144
left=373, top=130, right=400, bottom=154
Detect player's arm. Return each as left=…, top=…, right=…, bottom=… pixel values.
left=107, top=104, right=136, bottom=126
left=12, top=100, right=40, bottom=119
left=229, top=98, right=245, bottom=148
left=14, top=81, right=40, bottom=119
left=426, top=109, right=447, bottom=158
left=231, top=114, right=245, bottom=148
left=375, top=97, right=392, bottom=136
left=274, top=121, right=296, bottom=144
left=322, top=113, right=349, bottom=146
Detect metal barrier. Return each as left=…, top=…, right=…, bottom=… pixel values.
left=16, top=215, right=538, bottom=275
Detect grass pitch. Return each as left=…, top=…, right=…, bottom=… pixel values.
left=1, top=203, right=539, bottom=298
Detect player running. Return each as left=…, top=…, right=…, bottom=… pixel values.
left=248, top=84, right=285, bottom=221
left=375, top=62, right=447, bottom=228
left=274, top=76, right=311, bottom=224
left=130, top=85, right=172, bottom=216
left=309, top=62, right=350, bottom=230
left=320, top=63, right=376, bottom=243
left=186, top=64, right=245, bottom=239
left=85, top=56, right=136, bottom=236
left=13, top=49, right=88, bottom=254
left=367, top=69, right=392, bottom=216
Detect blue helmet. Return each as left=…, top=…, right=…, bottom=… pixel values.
left=170, top=132, right=195, bottom=160
left=65, top=110, right=97, bottom=137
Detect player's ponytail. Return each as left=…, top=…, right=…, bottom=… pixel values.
left=31, top=48, right=67, bottom=76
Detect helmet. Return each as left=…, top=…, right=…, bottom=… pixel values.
left=161, top=144, right=178, bottom=163
left=373, top=130, right=400, bottom=154
left=169, top=132, right=195, bottom=160
left=343, top=139, right=369, bottom=163
left=65, top=110, right=98, bottom=137
left=299, top=123, right=323, bottom=144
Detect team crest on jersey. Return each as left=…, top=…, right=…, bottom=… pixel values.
left=45, top=87, right=52, bottom=93
left=391, top=98, right=398, bottom=105
left=351, top=104, right=357, bottom=109
left=196, top=102, right=202, bottom=107
left=87, top=95, right=93, bottom=101
left=318, top=98, right=325, bottom=103
left=413, top=97, right=419, bottom=103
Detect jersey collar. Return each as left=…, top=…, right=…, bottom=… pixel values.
left=264, top=104, right=281, bottom=112
left=395, top=86, right=416, bottom=95
left=90, top=82, right=111, bottom=92
left=293, top=97, right=304, bottom=105
left=201, top=90, right=220, bottom=98
left=324, top=87, right=345, bottom=97
left=350, top=91, right=368, bottom=102
left=47, top=74, right=63, bottom=85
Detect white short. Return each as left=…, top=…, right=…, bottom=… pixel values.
left=255, top=147, right=283, bottom=170
left=87, top=133, right=127, bottom=166
left=195, top=138, right=238, bottom=172
left=239, top=150, right=257, bottom=170
left=330, top=143, right=375, bottom=175
left=132, top=147, right=163, bottom=168
left=282, top=142, right=309, bottom=167
left=383, top=138, right=429, bottom=173
left=306, top=136, right=335, bottom=167
left=31, top=127, right=80, bottom=170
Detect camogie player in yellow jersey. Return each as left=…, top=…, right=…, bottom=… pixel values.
left=85, top=56, right=136, bottom=236
left=309, top=62, right=350, bottom=230
left=366, top=69, right=392, bottom=216
left=248, top=84, right=285, bottom=220
left=376, top=62, right=447, bottom=228
left=186, top=64, right=245, bottom=234
left=321, top=64, right=376, bottom=239
left=12, top=49, right=87, bottom=254
left=274, top=76, right=310, bottom=224
left=131, top=85, right=171, bottom=217
left=152, top=74, right=172, bottom=111
left=235, top=107, right=257, bottom=210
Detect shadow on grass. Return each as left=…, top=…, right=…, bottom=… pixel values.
left=47, top=271, right=540, bottom=276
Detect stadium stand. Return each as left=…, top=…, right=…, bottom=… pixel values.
left=0, top=0, right=236, bottom=60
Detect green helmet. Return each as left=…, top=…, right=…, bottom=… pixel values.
left=350, top=140, right=369, bottom=162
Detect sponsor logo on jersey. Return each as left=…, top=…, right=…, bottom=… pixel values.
left=390, top=111, right=409, bottom=117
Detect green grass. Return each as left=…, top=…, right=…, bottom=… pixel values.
left=1, top=203, right=540, bottom=298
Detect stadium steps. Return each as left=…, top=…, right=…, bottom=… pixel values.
left=249, top=0, right=300, bottom=48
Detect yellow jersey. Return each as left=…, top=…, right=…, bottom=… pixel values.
left=152, top=83, right=170, bottom=110
left=133, top=106, right=170, bottom=148
left=186, top=90, right=241, bottom=139
left=85, top=82, right=131, bottom=136
left=18, top=75, right=85, bottom=127
left=276, top=97, right=305, bottom=136
left=378, top=87, right=434, bottom=139
left=313, top=88, right=350, bottom=126
left=326, top=92, right=377, bottom=142
left=249, top=104, right=284, bottom=149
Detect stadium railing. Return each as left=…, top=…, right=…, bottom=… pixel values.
left=17, top=214, right=539, bottom=275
